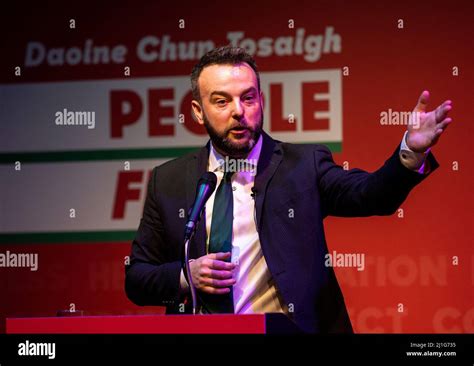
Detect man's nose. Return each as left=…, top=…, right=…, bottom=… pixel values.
left=231, top=99, right=244, bottom=119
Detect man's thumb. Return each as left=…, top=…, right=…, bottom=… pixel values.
left=414, top=90, right=430, bottom=112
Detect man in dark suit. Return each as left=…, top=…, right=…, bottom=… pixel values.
left=125, top=46, right=453, bottom=333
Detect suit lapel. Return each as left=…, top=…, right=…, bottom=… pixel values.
left=185, top=142, right=210, bottom=259
left=254, top=131, right=283, bottom=231
left=253, top=132, right=289, bottom=305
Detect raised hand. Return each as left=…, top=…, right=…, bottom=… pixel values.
left=406, top=90, right=453, bottom=153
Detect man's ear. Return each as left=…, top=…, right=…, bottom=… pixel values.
left=259, top=90, right=265, bottom=110
left=191, top=100, right=204, bottom=125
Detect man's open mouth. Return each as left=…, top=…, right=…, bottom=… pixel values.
left=229, top=126, right=247, bottom=132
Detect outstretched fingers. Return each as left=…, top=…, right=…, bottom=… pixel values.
left=435, top=100, right=452, bottom=122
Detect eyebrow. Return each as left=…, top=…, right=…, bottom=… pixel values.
left=209, top=86, right=257, bottom=100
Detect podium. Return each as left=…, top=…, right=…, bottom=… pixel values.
left=6, top=313, right=301, bottom=334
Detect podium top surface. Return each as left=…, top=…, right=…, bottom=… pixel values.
left=6, top=313, right=298, bottom=334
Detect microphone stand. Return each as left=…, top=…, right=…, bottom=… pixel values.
left=184, top=235, right=198, bottom=314
left=182, top=171, right=217, bottom=315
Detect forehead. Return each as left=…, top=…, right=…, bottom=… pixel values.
left=198, top=63, right=258, bottom=96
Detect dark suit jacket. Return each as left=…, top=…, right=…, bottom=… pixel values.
left=125, top=131, right=438, bottom=333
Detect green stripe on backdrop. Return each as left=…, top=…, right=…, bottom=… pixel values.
left=0, top=147, right=200, bottom=164
left=0, top=142, right=342, bottom=164
left=0, top=230, right=136, bottom=244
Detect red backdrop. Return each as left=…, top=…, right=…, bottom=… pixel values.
left=1, top=0, right=472, bottom=333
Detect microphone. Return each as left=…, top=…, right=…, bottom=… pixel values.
left=184, top=172, right=217, bottom=241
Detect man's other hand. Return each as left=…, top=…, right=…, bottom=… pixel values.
left=189, top=252, right=236, bottom=294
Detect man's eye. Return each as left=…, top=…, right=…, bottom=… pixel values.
left=216, top=100, right=227, bottom=106
left=244, top=95, right=255, bottom=102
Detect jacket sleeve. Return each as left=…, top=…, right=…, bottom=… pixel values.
left=125, top=167, right=184, bottom=308
left=316, top=143, right=439, bottom=217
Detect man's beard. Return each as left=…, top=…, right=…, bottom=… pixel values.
left=202, top=109, right=263, bottom=158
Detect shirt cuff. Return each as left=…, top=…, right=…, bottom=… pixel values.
left=399, top=131, right=431, bottom=174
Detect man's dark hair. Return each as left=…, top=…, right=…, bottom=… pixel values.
left=191, top=45, right=261, bottom=103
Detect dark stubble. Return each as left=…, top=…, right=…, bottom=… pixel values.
left=202, top=108, right=264, bottom=158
